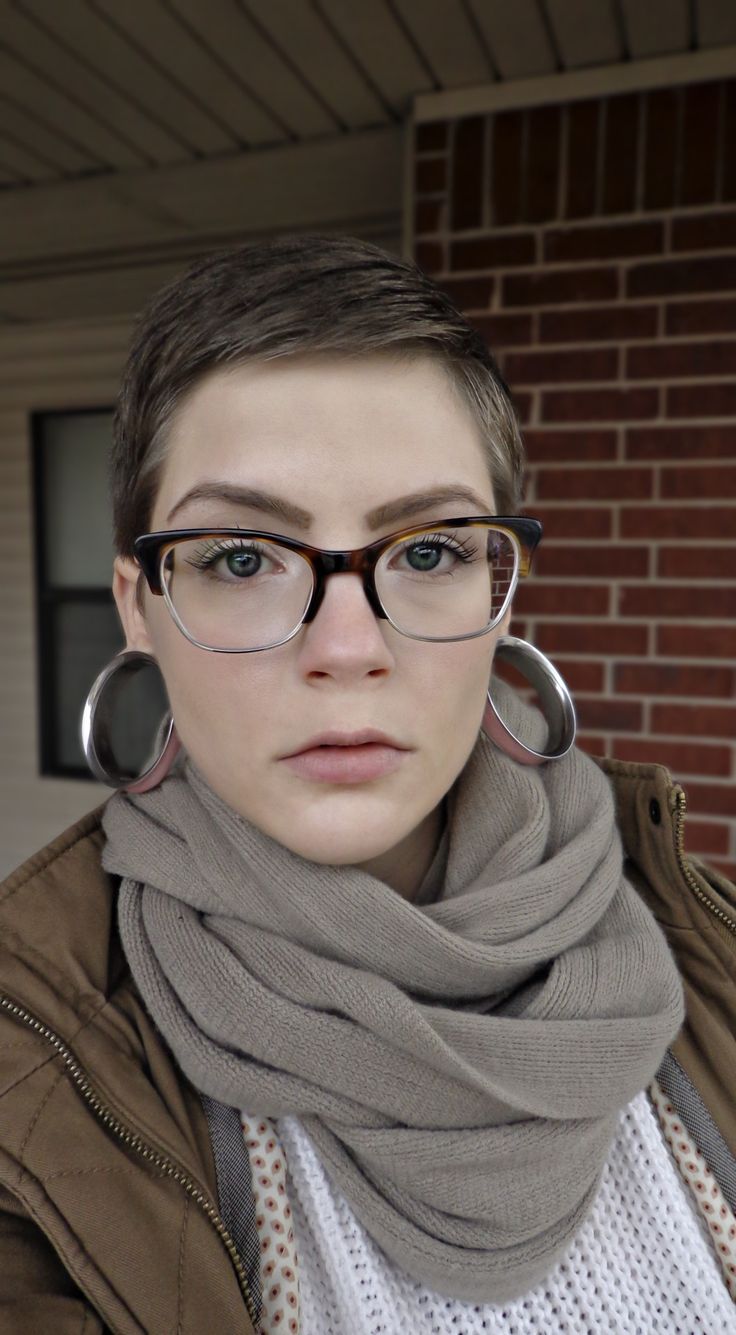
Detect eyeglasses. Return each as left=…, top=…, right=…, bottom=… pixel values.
left=133, top=515, right=542, bottom=653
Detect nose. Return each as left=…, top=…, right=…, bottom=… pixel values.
left=297, top=570, right=394, bottom=675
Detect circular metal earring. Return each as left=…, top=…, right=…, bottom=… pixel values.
left=482, top=635, right=577, bottom=765
left=80, top=649, right=181, bottom=792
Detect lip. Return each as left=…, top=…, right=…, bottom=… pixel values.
left=282, top=728, right=409, bottom=758
left=281, top=742, right=409, bottom=784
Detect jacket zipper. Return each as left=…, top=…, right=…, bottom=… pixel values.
left=672, top=785, right=736, bottom=937
left=0, top=992, right=260, bottom=1331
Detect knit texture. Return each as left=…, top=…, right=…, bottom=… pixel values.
left=102, top=680, right=685, bottom=1303
left=253, top=1088, right=734, bottom=1334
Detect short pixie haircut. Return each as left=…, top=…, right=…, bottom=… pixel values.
left=110, top=233, right=525, bottom=563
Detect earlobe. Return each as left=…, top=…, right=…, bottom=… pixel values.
left=112, top=556, right=154, bottom=654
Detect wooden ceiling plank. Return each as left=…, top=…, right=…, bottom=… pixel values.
left=19, top=0, right=226, bottom=158
left=393, top=0, right=493, bottom=88
left=544, top=0, right=624, bottom=69
left=318, top=0, right=433, bottom=113
left=466, top=0, right=557, bottom=79
left=698, top=0, right=736, bottom=45
left=0, top=45, right=127, bottom=170
left=3, top=0, right=189, bottom=166
left=245, top=0, right=389, bottom=128
left=0, top=126, right=402, bottom=265
left=0, top=133, right=59, bottom=183
left=92, top=0, right=285, bottom=148
left=171, top=0, right=337, bottom=139
left=620, top=0, right=689, bottom=57
left=0, top=96, right=95, bottom=175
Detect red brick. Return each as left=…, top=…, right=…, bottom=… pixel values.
left=542, top=387, right=658, bottom=422
left=667, top=383, right=736, bottom=418
left=535, top=621, right=648, bottom=655
left=473, top=313, right=533, bottom=348
left=626, top=425, right=736, bottom=460
left=680, top=82, right=720, bottom=207
left=602, top=93, right=640, bottom=214
left=676, top=782, right=736, bottom=818
left=504, top=347, right=618, bottom=384
left=504, top=267, right=618, bottom=307
left=671, top=210, right=736, bottom=252
left=657, top=546, right=736, bottom=579
left=437, top=276, right=493, bottom=309
left=614, top=663, right=734, bottom=697
left=416, top=122, right=447, bottom=152
left=415, top=241, right=444, bottom=273
left=651, top=702, right=736, bottom=737
left=513, top=391, right=533, bottom=424
left=544, top=221, right=662, bottom=263
left=621, top=506, right=736, bottom=539
left=612, top=738, right=733, bottom=778
left=643, top=88, right=679, bottom=210
left=491, top=110, right=523, bottom=226
left=513, top=583, right=610, bottom=616
left=678, top=818, right=732, bottom=856
left=525, top=104, right=561, bottom=223
left=628, top=257, right=736, bottom=299
left=534, top=544, right=649, bottom=579
left=523, top=429, right=617, bottom=463
left=576, top=733, right=608, bottom=757
left=414, top=199, right=444, bottom=234
left=665, top=297, right=736, bottom=336
left=452, top=116, right=485, bottom=230
left=540, top=305, right=658, bottom=344
left=565, top=100, right=600, bottom=218
left=575, top=698, right=644, bottom=732
left=536, top=466, right=652, bottom=500
left=709, top=857, right=736, bottom=879
left=529, top=506, right=613, bottom=540
left=415, top=157, right=447, bottom=193
left=619, top=585, right=736, bottom=619
left=657, top=625, right=736, bottom=659
left=660, top=465, right=736, bottom=498
left=627, top=341, right=736, bottom=380
left=451, top=234, right=536, bottom=270
left=546, top=659, right=605, bottom=692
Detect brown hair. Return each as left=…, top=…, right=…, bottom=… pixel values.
left=111, top=233, right=525, bottom=562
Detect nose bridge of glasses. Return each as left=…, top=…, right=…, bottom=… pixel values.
left=302, top=547, right=387, bottom=624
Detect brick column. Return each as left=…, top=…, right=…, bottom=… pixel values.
left=411, top=80, right=736, bottom=878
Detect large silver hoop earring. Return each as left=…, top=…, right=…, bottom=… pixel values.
left=482, top=635, right=576, bottom=765
left=80, top=649, right=181, bottom=792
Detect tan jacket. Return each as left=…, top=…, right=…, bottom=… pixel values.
left=0, top=756, right=734, bottom=1334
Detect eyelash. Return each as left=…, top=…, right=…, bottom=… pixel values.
left=184, top=531, right=477, bottom=570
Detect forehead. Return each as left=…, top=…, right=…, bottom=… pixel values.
left=154, top=353, right=493, bottom=525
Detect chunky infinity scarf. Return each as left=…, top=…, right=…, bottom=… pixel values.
left=101, top=681, right=684, bottom=1303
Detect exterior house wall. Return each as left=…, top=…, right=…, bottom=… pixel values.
left=411, top=76, right=736, bottom=879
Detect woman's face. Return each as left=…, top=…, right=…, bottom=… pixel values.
left=113, top=353, right=511, bottom=894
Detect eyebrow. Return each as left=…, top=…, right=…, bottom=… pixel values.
left=164, top=482, right=495, bottom=531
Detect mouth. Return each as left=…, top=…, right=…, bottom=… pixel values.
left=280, top=740, right=409, bottom=784
left=283, top=728, right=409, bottom=759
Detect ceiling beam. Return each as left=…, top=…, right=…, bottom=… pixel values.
left=0, top=125, right=403, bottom=269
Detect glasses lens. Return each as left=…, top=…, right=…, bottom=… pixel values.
left=375, top=523, right=518, bottom=639
left=161, top=535, right=314, bottom=650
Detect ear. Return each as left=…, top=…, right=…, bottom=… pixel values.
left=112, top=556, right=155, bottom=655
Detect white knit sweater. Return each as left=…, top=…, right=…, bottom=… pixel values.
left=254, top=1089, right=735, bottom=1335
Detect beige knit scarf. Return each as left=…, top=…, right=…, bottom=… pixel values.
left=101, top=681, right=684, bottom=1303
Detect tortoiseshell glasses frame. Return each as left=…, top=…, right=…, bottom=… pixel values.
left=133, top=514, right=543, bottom=653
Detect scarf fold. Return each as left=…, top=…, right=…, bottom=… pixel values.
left=101, top=681, right=684, bottom=1303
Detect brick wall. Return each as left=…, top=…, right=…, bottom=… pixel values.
left=412, top=78, right=736, bottom=878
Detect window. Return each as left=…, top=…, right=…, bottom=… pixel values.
left=32, top=409, right=166, bottom=781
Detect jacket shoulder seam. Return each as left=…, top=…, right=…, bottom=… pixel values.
left=0, top=805, right=108, bottom=908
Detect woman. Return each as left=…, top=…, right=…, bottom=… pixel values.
left=0, top=235, right=734, bottom=1334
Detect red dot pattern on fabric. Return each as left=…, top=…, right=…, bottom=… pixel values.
left=649, top=1077, right=736, bottom=1301
left=241, top=1114, right=300, bottom=1334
